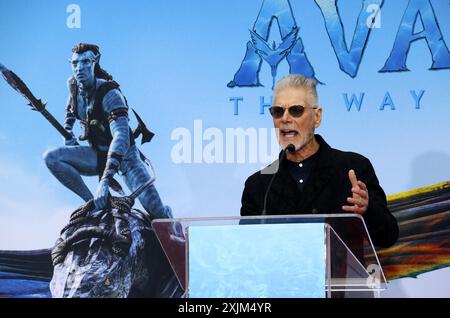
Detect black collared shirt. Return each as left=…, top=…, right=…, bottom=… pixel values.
left=286, top=151, right=319, bottom=192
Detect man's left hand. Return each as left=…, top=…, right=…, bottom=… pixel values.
left=94, top=178, right=110, bottom=210
left=342, top=169, right=369, bottom=215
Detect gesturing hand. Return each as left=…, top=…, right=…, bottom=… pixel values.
left=342, top=169, right=369, bottom=215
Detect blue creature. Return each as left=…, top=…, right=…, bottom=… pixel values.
left=44, top=43, right=172, bottom=220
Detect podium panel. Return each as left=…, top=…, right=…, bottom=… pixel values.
left=188, top=223, right=326, bottom=298
left=152, top=214, right=386, bottom=298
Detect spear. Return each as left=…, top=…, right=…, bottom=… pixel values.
left=0, top=63, right=72, bottom=140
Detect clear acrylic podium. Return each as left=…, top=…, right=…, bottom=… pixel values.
left=151, top=214, right=387, bottom=298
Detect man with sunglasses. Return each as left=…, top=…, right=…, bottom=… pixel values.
left=240, top=75, right=398, bottom=248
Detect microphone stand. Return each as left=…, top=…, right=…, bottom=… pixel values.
left=261, top=144, right=295, bottom=217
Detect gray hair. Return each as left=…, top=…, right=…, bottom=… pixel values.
left=273, top=74, right=319, bottom=106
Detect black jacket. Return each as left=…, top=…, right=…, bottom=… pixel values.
left=240, top=135, right=399, bottom=248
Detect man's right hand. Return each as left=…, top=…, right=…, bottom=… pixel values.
left=65, top=132, right=79, bottom=146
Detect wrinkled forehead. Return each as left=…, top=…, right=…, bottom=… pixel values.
left=71, top=50, right=97, bottom=63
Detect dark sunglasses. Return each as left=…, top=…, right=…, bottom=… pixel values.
left=269, top=105, right=318, bottom=119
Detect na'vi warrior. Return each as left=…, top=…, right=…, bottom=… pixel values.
left=44, top=43, right=172, bottom=219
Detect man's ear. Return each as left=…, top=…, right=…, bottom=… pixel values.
left=314, top=107, right=323, bottom=128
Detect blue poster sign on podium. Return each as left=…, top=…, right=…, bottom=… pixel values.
left=188, top=223, right=326, bottom=298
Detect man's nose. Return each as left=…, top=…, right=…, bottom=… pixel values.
left=280, top=109, right=292, bottom=123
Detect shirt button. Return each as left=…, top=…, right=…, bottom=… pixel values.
left=299, top=163, right=303, bottom=168
left=299, top=179, right=304, bottom=183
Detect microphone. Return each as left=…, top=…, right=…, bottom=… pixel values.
left=262, top=144, right=295, bottom=215
left=286, top=143, right=296, bottom=153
